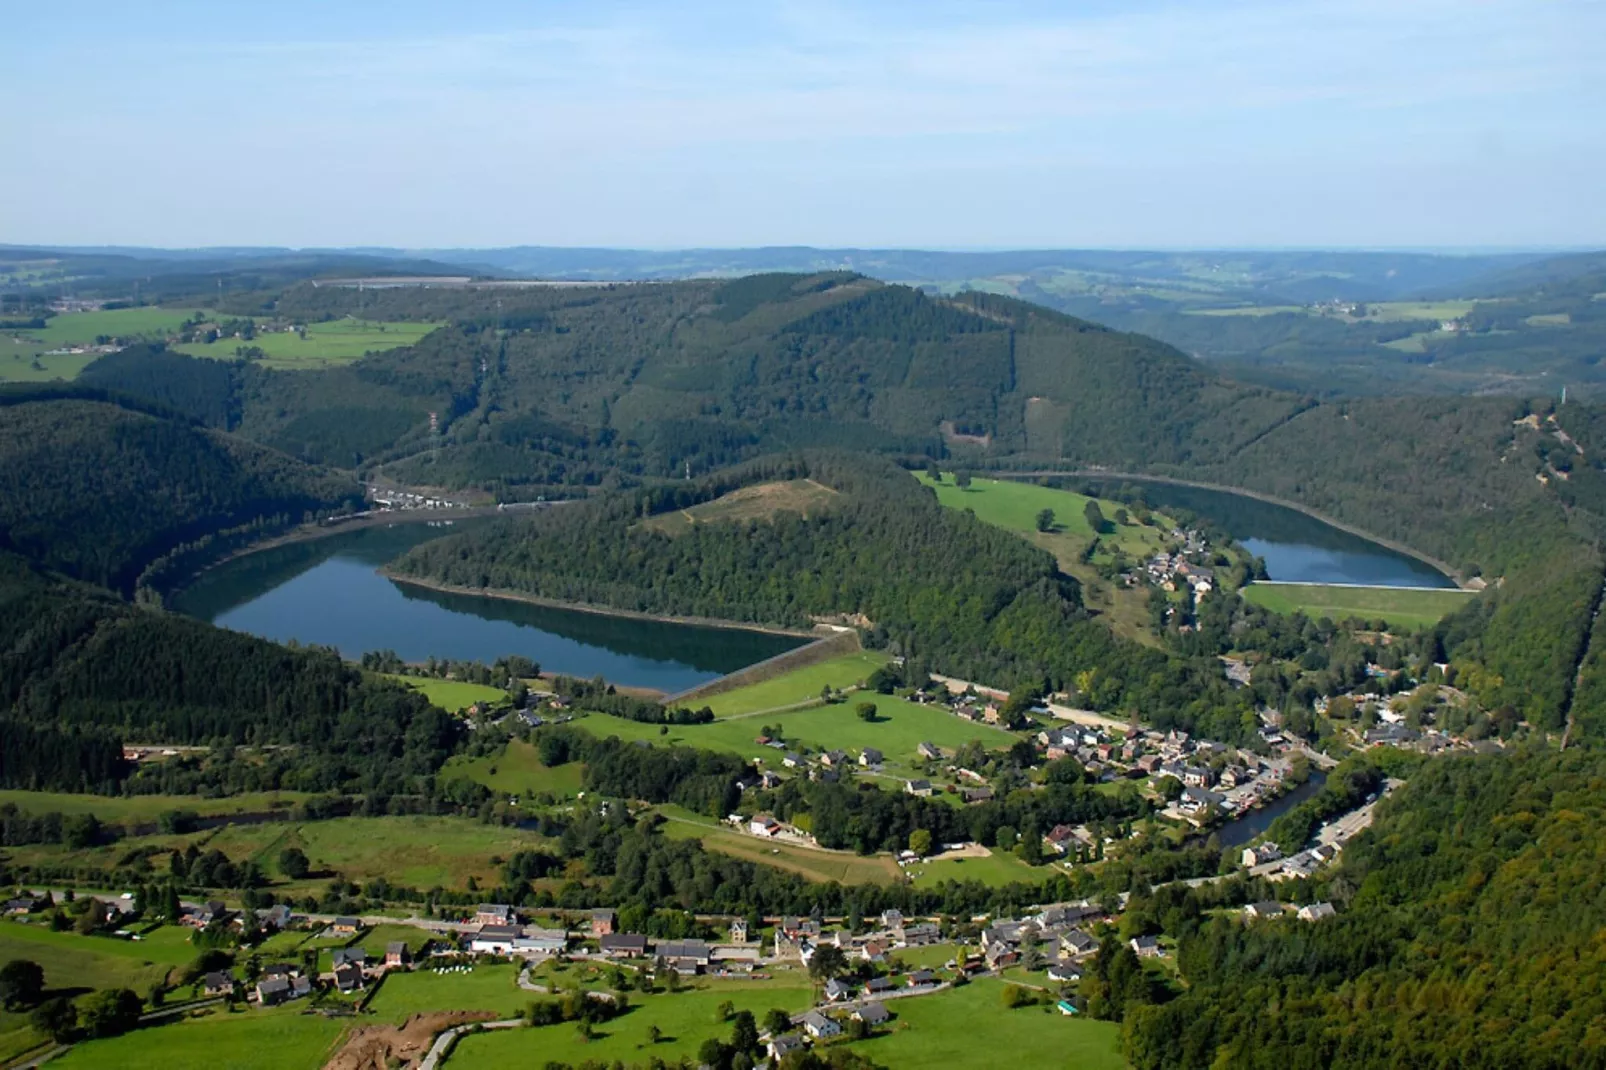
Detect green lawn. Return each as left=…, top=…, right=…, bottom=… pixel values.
left=382, top=673, right=507, bottom=712
left=888, top=943, right=965, bottom=969
left=0, top=348, right=103, bottom=382
left=357, top=923, right=439, bottom=959
left=52, top=1004, right=348, bottom=1070
left=4, top=815, right=556, bottom=898
left=702, top=651, right=892, bottom=717
left=836, top=977, right=1125, bottom=1070
left=23, top=307, right=206, bottom=346
left=916, top=472, right=1176, bottom=645
left=0, top=788, right=308, bottom=823
left=440, top=739, right=585, bottom=797
left=368, top=964, right=529, bottom=1021
left=0, top=922, right=187, bottom=996
left=1242, top=582, right=1476, bottom=630
left=446, top=976, right=813, bottom=1067
left=573, top=692, right=1017, bottom=775
left=658, top=808, right=904, bottom=885
left=174, top=318, right=439, bottom=369
left=907, top=847, right=1049, bottom=889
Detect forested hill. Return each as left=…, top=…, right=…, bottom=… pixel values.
left=392, top=453, right=1262, bottom=742
left=95, top=270, right=1584, bottom=578
left=1121, top=747, right=1606, bottom=1070
left=0, top=392, right=362, bottom=593
left=0, top=552, right=459, bottom=795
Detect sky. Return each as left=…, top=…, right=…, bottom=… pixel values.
left=1, top=0, right=1602, bottom=250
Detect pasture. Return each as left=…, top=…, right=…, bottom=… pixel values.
left=572, top=690, right=1017, bottom=775
left=174, top=318, right=439, bottom=369
left=701, top=651, right=892, bottom=717
left=440, top=739, right=585, bottom=797
left=834, top=977, right=1124, bottom=1070
left=641, top=479, right=840, bottom=535
left=51, top=1004, right=348, bottom=1070
left=1241, top=582, right=1476, bottom=630
left=368, top=963, right=528, bottom=1020
left=916, top=471, right=1174, bottom=644
left=907, top=846, right=1047, bottom=889
left=0, top=788, right=307, bottom=823
left=447, top=973, right=813, bottom=1068
left=381, top=673, right=506, bottom=712
left=658, top=807, right=904, bottom=885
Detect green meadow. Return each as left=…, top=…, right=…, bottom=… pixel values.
left=381, top=673, right=507, bottom=712
left=657, top=807, right=904, bottom=885
left=701, top=650, right=892, bottom=717
left=1242, top=582, right=1476, bottom=631
left=175, top=318, right=439, bottom=369
left=834, top=977, right=1124, bottom=1070
left=447, top=974, right=814, bottom=1068
left=51, top=1004, right=347, bottom=1070
left=440, top=738, right=586, bottom=797
left=915, top=471, right=1175, bottom=644
left=0, top=788, right=308, bottom=823
left=907, top=846, right=1047, bottom=889
left=573, top=689, right=1017, bottom=775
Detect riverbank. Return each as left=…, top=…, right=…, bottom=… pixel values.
left=381, top=571, right=820, bottom=640
left=159, top=506, right=509, bottom=600
left=982, top=468, right=1469, bottom=588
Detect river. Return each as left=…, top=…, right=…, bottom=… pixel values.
left=1214, top=769, right=1328, bottom=848
left=1082, top=480, right=1457, bottom=588
left=171, top=521, right=807, bottom=693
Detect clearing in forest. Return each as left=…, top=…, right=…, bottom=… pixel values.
left=641, top=479, right=840, bottom=535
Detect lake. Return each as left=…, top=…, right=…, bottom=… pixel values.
left=171, top=522, right=807, bottom=693
left=1084, top=479, right=1457, bottom=588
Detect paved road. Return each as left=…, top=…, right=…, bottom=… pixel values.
left=418, top=1018, right=523, bottom=1070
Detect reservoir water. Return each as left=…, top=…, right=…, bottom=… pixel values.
left=1083, top=480, right=1457, bottom=588
left=171, top=522, right=807, bottom=693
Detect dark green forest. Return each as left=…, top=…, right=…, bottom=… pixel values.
left=1117, top=748, right=1606, bottom=1070
left=0, top=391, right=361, bottom=593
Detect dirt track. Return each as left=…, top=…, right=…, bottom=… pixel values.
left=324, top=1011, right=495, bottom=1070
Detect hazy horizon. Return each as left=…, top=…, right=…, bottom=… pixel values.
left=3, top=0, right=1601, bottom=249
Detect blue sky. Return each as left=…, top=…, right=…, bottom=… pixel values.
left=1, top=0, right=1600, bottom=249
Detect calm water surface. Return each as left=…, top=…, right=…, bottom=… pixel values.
left=1084, top=480, right=1457, bottom=588
left=172, top=522, right=805, bottom=693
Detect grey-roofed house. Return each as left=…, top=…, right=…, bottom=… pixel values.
left=331, top=947, right=367, bottom=970
left=768, top=1034, right=808, bottom=1060
left=1245, top=901, right=1286, bottom=920
left=599, top=933, right=649, bottom=957
left=1298, top=902, right=1337, bottom=921
left=824, top=978, right=854, bottom=1002
left=334, top=963, right=364, bottom=993
left=854, top=1001, right=891, bottom=1025
left=802, top=1011, right=841, bottom=1039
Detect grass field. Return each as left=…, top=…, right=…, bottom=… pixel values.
left=447, top=975, right=813, bottom=1067
left=0, top=789, right=308, bottom=823
left=916, top=472, right=1173, bottom=645
left=381, top=673, right=507, bottom=712
left=658, top=807, right=904, bottom=885
left=0, top=923, right=186, bottom=1004
left=22, top=307, right=206, bottom=346
left=52, top=1004, right=348, bottom=1070
left=701, top=651, right=891, bottom=717
left=368, top=964, right=529, bottom=1021
left=1242, top=582, right=1476, bottom=630
left=0, top=347, right=103, bottom=382
left=174, top=318, right=439, bottom=369
left=907, top=846, right=1047, bottom=889
left=835, top=977, right=1124, bottom=1070
left=642, top=479, right=841, bottom=536
left=9, top=815, right=557, bottom=896
left=217, top=815, right=557, bottom=892
left=440, top=739, right=585, bottom=797
left=573, top=690, right=1017, bottom=777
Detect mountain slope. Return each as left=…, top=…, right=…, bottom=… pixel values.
left=0, top=391, right=362, bottom=592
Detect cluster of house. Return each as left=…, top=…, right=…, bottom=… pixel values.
left=768, top=1002, right=893, bottom=1061
left=772, top=910, right=943, bottom=968
left=1240, top=841, right=1341, bottom=882
left=1243, top=900, right=1337, bottom=922
left=368, top=488, right=461, bottom=510
left=462, top=906, right=763, bottom=976
left=1142, top=551, right=1216, bottom=602
left=980, top=901, right=1107, bottom=979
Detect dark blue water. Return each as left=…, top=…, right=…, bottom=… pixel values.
left=1082, top=480, right=1456, bottom=588
left=172, top=522, right=805, bottom=692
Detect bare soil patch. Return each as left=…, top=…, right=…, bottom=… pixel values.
left=323, top=1011, right=494, bottom=1070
